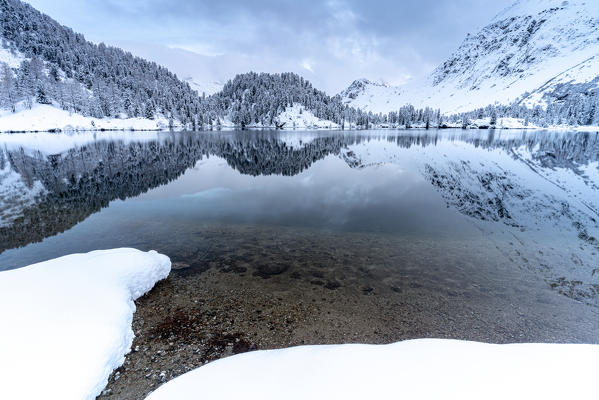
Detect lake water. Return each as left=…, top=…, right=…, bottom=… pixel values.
left=1, top=129, right=599, bottom=343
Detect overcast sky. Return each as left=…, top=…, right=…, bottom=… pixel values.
left=24, top=0, right=512, bottom=93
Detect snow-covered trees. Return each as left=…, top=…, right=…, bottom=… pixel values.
left=0, top=63, right=16, bottom=112
left=199, top=72, right=380, bottom=128
left=0, top=0, right=202, bottom=121
left=449, top=87, right=599, bottom=128
left=1, top=0, right=597, bottom=129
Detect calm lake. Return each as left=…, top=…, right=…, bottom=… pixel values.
left=1, top=129, right=599, bottom=343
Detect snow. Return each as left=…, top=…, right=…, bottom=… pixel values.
left=454, top=117, right=543, bottom=129
left=217, top=104, right=339, bottom=129
left=0, top=248, right=171, bottom=400
left=184, top=76, right=224, bottom=96
left=146, top=339, right=599, bottom=400
left=0, top=102, right=338, bottom=133
left=0, top=104, right=173, bottom=133
left=342, top=0, right=599, bottom=115
left=0, top=46, right=24, bottom=68
left=276, top=105, right=339, bottom=129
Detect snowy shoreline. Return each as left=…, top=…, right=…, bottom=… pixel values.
left=0, top=248, right=171, bottom=400
left=1, top=249, right=598, bottom=399
left=2, top=125, right=599, bottom=135
left=1, top=104, right=598, bottom=134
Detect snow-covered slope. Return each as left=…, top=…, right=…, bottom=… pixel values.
left=275, top=104, right=340, bottom=129
left=339, top=79, right=403, bottom=113
left=0, top=248, right=171, bottom=400
left=146, top=339, right=599, bottom=400
left=0, top=45, right=24, bottom=68
left=218, top=104, right=339, bottom=129
left=0, top=104, right=173, bottom=133
left=342, top=0, right=599, bottom=114
left=183, top=77, right=224, bottom=97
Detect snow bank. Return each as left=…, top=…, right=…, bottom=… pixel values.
left=146, top=339, right=599, bottom=400
left=276, top=104, right=339, bottom=129
left=0, top=248, right=171, bottom=400
left=0, top=104, right=172, bottom=133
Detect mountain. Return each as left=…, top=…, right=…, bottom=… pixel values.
left=200, top=72, right=377, bottom=129
left=109, top=41, right=227, bottom=96
left=339, top=79, right=402, bottom=112
left=342, top=0, right=599, bottom=115
left=0, top=0, right=377, bottom=131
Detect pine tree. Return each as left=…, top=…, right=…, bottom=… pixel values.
left=490, top=108, right=497, bottom=126
left=0, top=63, right=16, bottom=112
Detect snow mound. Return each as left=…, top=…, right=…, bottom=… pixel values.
left=0, top=248, right=171, bottom=400
left=0, top=104, right=172, bottom=133
left=146, top=339, right=599, bottom=400
left=277, top=105, right=339, bottom=129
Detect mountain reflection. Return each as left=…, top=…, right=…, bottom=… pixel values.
left=0, top=130, right=598, bottom=254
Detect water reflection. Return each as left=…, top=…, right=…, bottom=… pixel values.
left=2, top=130, right=598, bottom=254
left=0, top=130, right=598, bottom=311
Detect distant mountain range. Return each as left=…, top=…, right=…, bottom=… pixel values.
left=0, top=0, right=597, bottom=131
left=341, top=0, right=599, bottom=116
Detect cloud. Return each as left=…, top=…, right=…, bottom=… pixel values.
left=24, top=0, right=512, bottom=93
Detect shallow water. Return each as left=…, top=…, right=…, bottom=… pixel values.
left=1, top=129, right=598, bottom=342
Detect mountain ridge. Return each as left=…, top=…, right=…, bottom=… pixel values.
left=342, top=0, right=599, bottom=115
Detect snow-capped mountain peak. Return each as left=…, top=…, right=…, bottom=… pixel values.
left=432, top=0, right=599, bottom=88
left=339, top=78, right=402, bottom=111
left=342, top=0, right=599, bottom=114
left=340, top=79, right=378, bottom=100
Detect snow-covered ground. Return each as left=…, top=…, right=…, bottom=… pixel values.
left=217, top=104, right=339, bottom=129
left=0, top=46, right=24, bottom=68
left=276, top=105, right=339, bottom=129
left=0, top=248, right=171, bottom=400
left=184, top=76, right=225, bottom=97
left=446, top=117, right=598, bottom=131
left=0, top=103, right=343, bottom=133
left=0, top=104, right=173, bottom=133
left=369, top=117, right=599, bottom=131
left=146, top=339, right=599, bottom=400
